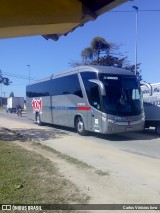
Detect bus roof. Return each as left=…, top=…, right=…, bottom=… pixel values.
left=78, top=65, right=135, bottom=75
left=28, top=65, right=135, bottom=85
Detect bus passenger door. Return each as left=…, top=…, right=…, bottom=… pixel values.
left=88, top=82, right=102, bottom=133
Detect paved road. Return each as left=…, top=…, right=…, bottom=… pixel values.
left=1, top=110, right=160, bottom=159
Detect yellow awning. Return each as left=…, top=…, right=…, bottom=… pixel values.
left=0, top=0, right=82, bottom=39
left=0, top=0, right=128, bottom=40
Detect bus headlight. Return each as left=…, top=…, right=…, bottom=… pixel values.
left=102, top=117, right=107, bottom=122
left=107, top=118, right=115, bottom=123
left=102, top=117, right=115, bottom=123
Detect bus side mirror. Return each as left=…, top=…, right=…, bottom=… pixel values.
left=89, top=79, right=106, bottom=96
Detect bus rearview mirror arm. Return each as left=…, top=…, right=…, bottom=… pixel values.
left=89, top=79, right=106, bottom=96
left=140, top=81, right=153, bottom=96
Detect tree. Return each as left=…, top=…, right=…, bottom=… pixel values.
left=70, top=36, right=142, bottom=80
left=91, top=37, right=112, bottom=63
left=81, top=47, right=93, bottom=64
left=0, top=70, right=12, bottom=86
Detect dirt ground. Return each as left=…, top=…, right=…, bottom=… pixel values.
left=0, top=115, right=160, bottom=212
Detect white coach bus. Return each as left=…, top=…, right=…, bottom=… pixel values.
left=26, top=65, right=145, bottom=135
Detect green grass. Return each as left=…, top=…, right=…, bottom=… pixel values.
left=0, top=140, right=89, bottom=212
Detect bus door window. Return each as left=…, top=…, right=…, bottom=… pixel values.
left=89, top=82, right=101, bottom=110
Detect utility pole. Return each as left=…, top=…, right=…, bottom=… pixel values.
left=133, top=6, right=138, bottom=75
left=2, top=92, right=7, bottom=97
left=2, top=92, right=7, bottom=106
left=0, top=69, right=2, bottom=107
left=27, top=65, right=31, bottom=83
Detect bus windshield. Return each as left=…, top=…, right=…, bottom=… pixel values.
left=99, top=74, right=143, bottom=116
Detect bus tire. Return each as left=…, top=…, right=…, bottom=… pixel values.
left=36, top=113, right=42, bottom=126
left=76, top=116, right=87, bottom=136
left=155, top=124, right=160, bottom=135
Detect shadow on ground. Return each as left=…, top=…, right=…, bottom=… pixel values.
left=0, top=128, right=26, bottom=141
left=43, top=123, right=159, bottom=141
left=91, top=129, right=159, bottom=142
left=0, top=127, right=69, bottom=142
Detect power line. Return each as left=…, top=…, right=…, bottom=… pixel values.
left=110, top=9, right=160, bottom=13
left=2, top=71, right=38, bottom=81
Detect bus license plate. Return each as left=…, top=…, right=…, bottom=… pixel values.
left=126, top=116, right=132, bottom=121
left=125, top=127, right=133, bottom=131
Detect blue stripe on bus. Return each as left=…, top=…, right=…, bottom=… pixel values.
left=49, top=106, right=77, bottom=110
left=49, top=106, right=91, bottom=111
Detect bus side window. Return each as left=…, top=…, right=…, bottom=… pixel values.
left=89, top=83, right=101, bottom=110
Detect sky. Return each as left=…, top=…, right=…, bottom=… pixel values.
left=0, top=0, right=160, bottom=98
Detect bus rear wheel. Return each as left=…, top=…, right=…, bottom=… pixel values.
left=36, top=113, right=42, bottom=126
left=76, top=116, right=87, bottom=136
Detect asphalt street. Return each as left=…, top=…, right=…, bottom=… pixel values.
left=0, top=110, right=160, bottom=160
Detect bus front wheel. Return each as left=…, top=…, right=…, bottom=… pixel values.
left=76, top=116, right=87, bottom=136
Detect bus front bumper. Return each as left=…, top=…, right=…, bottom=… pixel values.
left=102, top=119, right=145, bottom=134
